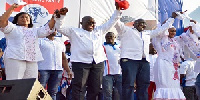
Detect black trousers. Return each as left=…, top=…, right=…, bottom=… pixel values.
left=71, top=61, right=104, bottom=100
left=183, top=86, right=198, bottom=100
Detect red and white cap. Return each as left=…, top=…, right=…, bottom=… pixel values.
left=115, top=0, right=130, bottom=10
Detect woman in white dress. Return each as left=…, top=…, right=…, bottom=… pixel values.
left=152, top=25, right=186, bottom=100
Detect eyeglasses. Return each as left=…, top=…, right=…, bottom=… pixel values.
left=169, top=30, right=176, bottom=32
left=139, top=22, right=147, bottom=26
left=87, top=22, right=96, bottom=25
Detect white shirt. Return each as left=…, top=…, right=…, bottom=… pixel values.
left=103, top=42, right=121, bottom=76
left=180, top=58, right=198, bottom=86
left=0, top=22, right=52, bottom=62
left=55, top=10, right=121, bottom=64
left=115, top=18, right=175, bottom=62
left=38, top=38, right=65, bottom=70
left=149, top=54, right=158, bottom=81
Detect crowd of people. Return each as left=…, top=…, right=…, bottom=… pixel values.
left=0, top=2, right=200, bottom=100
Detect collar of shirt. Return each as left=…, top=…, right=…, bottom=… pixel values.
left=66, top=52, right=71, bottom=56
left=104, top=42, right=118, bottom=50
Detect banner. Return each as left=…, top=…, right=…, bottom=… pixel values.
left=158, top=0, right=184, bottom=36
left=6, top=0, right=64, bottom=27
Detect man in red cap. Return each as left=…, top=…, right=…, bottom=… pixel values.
left=53, top=3, right=122, bottom=100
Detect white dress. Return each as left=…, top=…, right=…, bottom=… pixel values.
left=152, top=34, right=186, bottom=100
left=149, top=54, right=158, bottom=82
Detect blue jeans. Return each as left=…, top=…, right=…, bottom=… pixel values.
left=120, top=58, right=150, bottom=100
left=39, top=70, right=62, bottom=100
left=195, top=73, right=200, bottom=99
left=102, top=74, right=122, bottom=100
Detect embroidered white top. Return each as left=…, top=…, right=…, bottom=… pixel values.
left=0, top=22, right=52, bottom=62
left=149, top=54, right=158, bottom=81
left=174, top=24, right=200, bottom=72
left=55, top=10, right=121, bottom=64
left=38, top=38, right=66, bottom=70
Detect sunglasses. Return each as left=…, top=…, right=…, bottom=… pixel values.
left=87, top=22, right=96, bottom=25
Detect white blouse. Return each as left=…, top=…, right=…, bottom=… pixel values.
left=0, top=22, right=52, bottom=62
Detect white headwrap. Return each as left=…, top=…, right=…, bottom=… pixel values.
left=6, top=0, right=27, bottom=5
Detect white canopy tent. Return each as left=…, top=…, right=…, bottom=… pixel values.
left=0, top=0, right=158, bottom=39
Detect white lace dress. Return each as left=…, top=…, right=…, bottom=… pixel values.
left=152, top=34, right=186, bottom=100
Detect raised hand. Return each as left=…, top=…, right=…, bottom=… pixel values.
left=115, top=2, right=120, bottom=10
left=172, top=12, right=178, bottom=18
left=53, top=7, right=68, bottom=18
left=190, top=20, right=197, bottom=24
left=54, top=9, right=60, bottom=18
left=11, top=3, right=20, bottom=9
left=60, top=7, right=68, bottom=15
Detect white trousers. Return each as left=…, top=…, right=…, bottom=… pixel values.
left=4, top=57, right=38, bottom=80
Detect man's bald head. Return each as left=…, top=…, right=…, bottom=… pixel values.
left=80, top=16, right=96, bottom=32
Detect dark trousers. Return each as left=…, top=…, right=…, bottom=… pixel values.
left=120, top=58, right=150, bottom=100
left=195, top=73, right=200, bottom=100
left=183, top=86, right=198, bottom=100
left=72, top=62, right=104, bottom=100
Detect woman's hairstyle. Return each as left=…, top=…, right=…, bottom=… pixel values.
left=12, top=12, right=33, bottom=28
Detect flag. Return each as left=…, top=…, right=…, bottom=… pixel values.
left=158, top=0, right=184, bottom=36
left=6, top=0, right=64, bottom=27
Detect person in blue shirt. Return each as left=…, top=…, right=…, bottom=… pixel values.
left=0, top=37, right=6, bottom=80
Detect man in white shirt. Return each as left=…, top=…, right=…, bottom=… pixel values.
left=38, top=30, right=72, bottom=100
left=114, top=12, right=178, bottom=100
left=53, top=4, right=121, bottom=100
left=102, top=32, right=122, bottom=100
left=180, top=58, right=198, bottom=100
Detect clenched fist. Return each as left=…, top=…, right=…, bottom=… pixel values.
left=54, top=7, right=68, bottom=18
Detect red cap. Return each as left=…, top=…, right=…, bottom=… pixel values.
left=115, top=0, right=130, bottom=10
left=184, top=27, right=189, bottom=32
left=64, top=40, right=70, bottom=45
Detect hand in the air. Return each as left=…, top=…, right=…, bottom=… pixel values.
left=60, top=7, right=68, bottom=15
left=172, top=12, right=178, bottom=18
left=53, top=7, right=68, bottom=18
left=190, top=20, right=197, bottom=24
left=11, top=3, right=20, bottom=9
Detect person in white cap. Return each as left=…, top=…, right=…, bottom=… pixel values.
left=152, top=25, right=186, bottom=99
left=152, top=18, right=200, bottom=99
